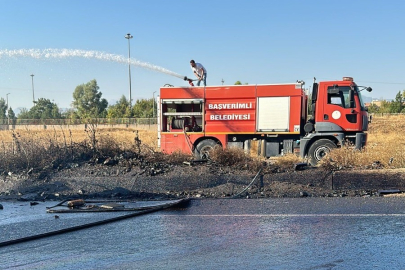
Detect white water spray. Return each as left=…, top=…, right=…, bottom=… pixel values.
left=0, top=48, right=184, bottom=79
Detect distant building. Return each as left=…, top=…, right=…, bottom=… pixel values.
left=365, top=100, right=382, bottom=108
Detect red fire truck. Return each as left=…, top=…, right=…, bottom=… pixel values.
left=158, top=77, right=371, bottom=165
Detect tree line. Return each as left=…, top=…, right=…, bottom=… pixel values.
left=0, top=79, right=157, bottom=121
left=366, top=90, right=405, bottom=113
left=1, top=80, right=403, bottom=122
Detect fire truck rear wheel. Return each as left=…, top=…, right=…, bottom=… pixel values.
left=308, top=139, right=337, bottom=166
left=195, top=139, right=218, bottom=160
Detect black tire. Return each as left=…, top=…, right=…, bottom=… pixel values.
left=308, top=139, right=336, bottom=166
left=194, top=139, right=218, bottom=160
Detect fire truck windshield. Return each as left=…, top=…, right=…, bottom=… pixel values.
left=354, top=85, right=367, bottom=111
left=327, top=85, right=366, bottom=111
left=328, top=86, right=354, bottom=109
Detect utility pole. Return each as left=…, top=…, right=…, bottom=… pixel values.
left=125, top=33, right=133, bottom=109
left=152, top=91, right=156, bottom=118
left=30, top=74, right=35, bottom=104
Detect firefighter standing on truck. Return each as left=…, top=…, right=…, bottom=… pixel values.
left=190, top=60, right=207, bottom=86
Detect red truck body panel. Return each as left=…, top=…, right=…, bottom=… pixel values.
left=159, top=84, right=305, bottom=154
left=158, top=77, right=370, bottom=165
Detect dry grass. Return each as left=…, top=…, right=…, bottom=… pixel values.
left=0, top=114, right=403, bottom=174
left=0, top=126, right=161, bottom=174
left=320, top=115, right=405, bottom=169
left=274, top=154, right=303, bottom=171
left=0, top=127, right=158, bottom=150
left=209, top=146, right=263, bottom=171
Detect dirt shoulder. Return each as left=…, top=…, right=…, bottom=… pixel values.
left=1, top=161, right=405, bottom=201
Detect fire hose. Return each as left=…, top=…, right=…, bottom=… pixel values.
left=0, top=199, right=187, bottom=247
left=230, top=168, right=263, bottom=198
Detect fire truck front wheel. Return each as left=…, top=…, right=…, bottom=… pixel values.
left=308, top=139, right=337, bottom=166
left=194, top=139, right=218, bottom=160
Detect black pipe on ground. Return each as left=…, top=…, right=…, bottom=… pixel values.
left=0, top=199, right=187, bottom=247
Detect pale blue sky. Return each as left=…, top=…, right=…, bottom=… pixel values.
left=0, top=0, right=404, bottom=110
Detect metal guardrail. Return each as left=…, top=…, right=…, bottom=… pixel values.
left=0, top=118, right=158, bottom=125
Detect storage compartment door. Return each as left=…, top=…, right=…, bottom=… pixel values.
left=257, top=97, right=290, bottom=132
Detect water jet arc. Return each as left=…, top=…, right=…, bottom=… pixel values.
left=0, top=48, right=184, bottom=79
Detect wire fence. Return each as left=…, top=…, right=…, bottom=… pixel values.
left=0, top=113, right=402, bottom=126
left=370, top=113, right=405, bottom=117
left=0, top=118, right=158, bottom=126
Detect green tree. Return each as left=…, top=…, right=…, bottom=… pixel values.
left=7, top=107, right=16, bottom=124
left=17, top=108, right=30, bottom=119
left=234, top=81, right=249, bottom=85
left=132, top=98, right=155, bottom=118
left=0, top=98, right=7, bottom=119
left=399, top=90, right=405, bottom=112
left=17, top=98, right=62, bottom=119
left=61, top=108, right=82, bottom=121
left=367, top=103, right=380, bottom=113
left=107, top=95, right=132, bottom=118
left=72, top=79, right=108, bottom=119
left=389, top=91, right=404, bottom=113
left=379, top=100, right=391, bottom=113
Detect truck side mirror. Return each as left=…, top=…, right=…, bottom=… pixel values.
left=349, top=89, right=355, bottom=108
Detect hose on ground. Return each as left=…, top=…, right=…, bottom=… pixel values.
left=230, top=168, right=263, bottom=198
left=0, top=200, right=184, bottom=248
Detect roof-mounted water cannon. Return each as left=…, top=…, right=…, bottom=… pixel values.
left=296, top=80, right=305, bottom=90
left=183, top=76, right=197, bottom=86
left=296, top=80, right=305, bottom=85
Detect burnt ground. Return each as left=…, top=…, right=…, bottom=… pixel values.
left=1, top=158, right=405, bottom=201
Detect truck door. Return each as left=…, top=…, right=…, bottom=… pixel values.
left=320, top=85, right=362, bottom=132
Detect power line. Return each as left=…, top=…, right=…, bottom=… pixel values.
left=303, top=77, right=405, bottom=85
left=0, top=87, right=72, bottom=93
left=357, top=81, right=405, bottom=85
left=0, top=87, right=29, bottom=91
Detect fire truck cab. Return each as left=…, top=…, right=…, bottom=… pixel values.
left=158, top=77, right=371, bottom=165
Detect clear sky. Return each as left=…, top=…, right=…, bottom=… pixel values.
left=1, top=0, right=404, bottom=111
